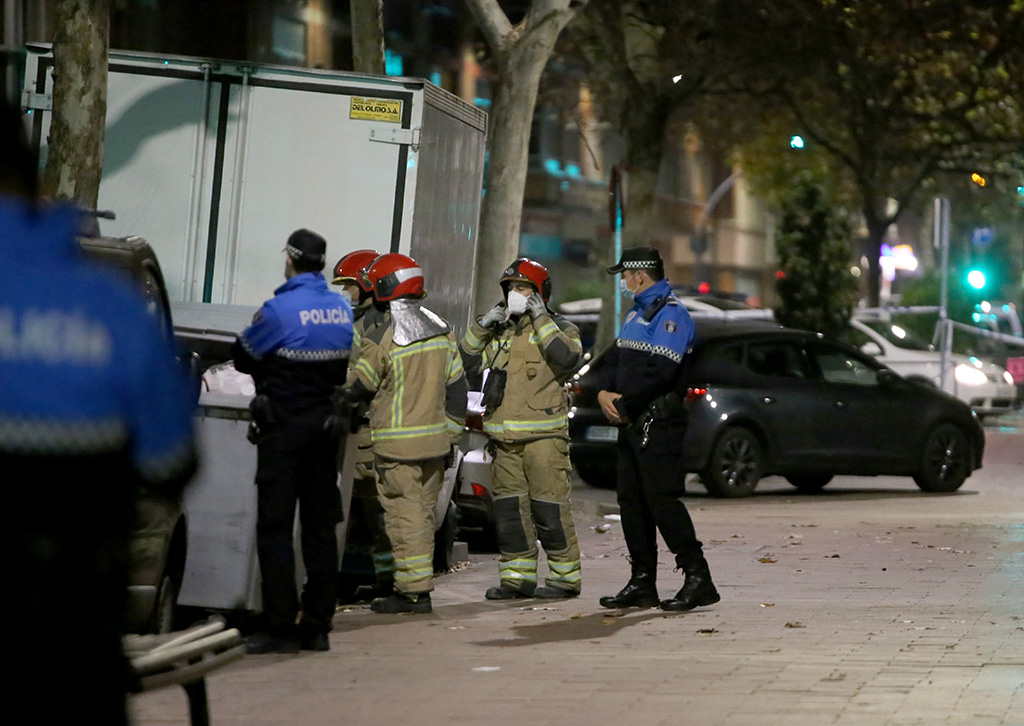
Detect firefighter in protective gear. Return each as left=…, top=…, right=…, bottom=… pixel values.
left=234, top=230, right=354, bottom=653
left=596, top=246, right=719, bottom=612
left=330, top=249, right=395, bottom=600
left=343, top=253, right=467, bottom=614
left=460, top=258, right=584, bottom=599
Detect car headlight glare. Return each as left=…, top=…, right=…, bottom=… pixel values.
left=954, top=363, right=988, bottom=386
left=1003, top=370, right=1015, bottom=386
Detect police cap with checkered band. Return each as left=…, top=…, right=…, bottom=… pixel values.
left=607, top=245, right=664, bottom=276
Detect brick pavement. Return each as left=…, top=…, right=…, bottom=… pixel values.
left=132, top=431, right=1024, bottom=726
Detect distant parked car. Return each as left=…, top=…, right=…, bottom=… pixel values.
left=568, top=321, right=985, bottom=497
left=838, top=316, right=1017, bottom=418
left=79, top=231, right=189, bottom=633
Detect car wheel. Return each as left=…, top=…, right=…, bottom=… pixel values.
left=785, top=475, right=833, bottom=493
left=913, top=423, right=970, bottom=493
left=701, top=427, right=763, bottom=498
left=433, top=501, right=459, bottom=572
left=150, top=572, right=179, bottom=635
left=574, top=460, right=616, bottom=489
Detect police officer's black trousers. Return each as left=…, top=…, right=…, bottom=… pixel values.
left=615, top=423, right=704, bottom=576
left=256, top=421, right=342, bottom=636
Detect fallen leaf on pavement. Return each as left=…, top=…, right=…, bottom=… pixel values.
left=760, top=603, right=775, bottom=607
left=785, top=621, right=805, bottom=628
left=759, top=556, right=777, bottom=563
left=696, top=628, right=718, bottom=634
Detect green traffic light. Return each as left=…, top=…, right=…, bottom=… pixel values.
left=967, top=269, right=987, bottom=290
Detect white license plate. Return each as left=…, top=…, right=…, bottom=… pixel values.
left=585, top=425, right=619, bottom=442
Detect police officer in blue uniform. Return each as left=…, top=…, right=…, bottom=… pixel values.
left=233, top=230, right=354, bottom=653
left=596, top=246, right=720, bottom=612
left=1, top=101, right=197, bottom=725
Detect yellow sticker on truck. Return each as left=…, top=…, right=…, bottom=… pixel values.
left=350, top=97, right=403, bottom=123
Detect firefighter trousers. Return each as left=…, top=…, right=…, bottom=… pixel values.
left=375, top=456, right=444, bottom=595
left=351, top=470, right=395, bottom=582
left=491, top=437, right=581, bottom=593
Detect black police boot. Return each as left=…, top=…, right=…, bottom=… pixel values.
left=598, top=571, right=659, bottom=609
left=660, top=559, right=720, bottom=612
left=370, top=591, right=432, bottom=614
left=245, top=631, right=300, bottom=655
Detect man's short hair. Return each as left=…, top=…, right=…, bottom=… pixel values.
left=0, top=97, right=39, bottom=200
left=284, top=228, right=328, bottom=273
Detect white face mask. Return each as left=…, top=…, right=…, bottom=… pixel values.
left=506, top=290, right=529, bottom=314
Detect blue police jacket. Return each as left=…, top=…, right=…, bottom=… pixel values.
left=0, top=198, right=197, bottom=488
left=233, top=272, right=353, bottom=420
left=597, top=278, right=695, bottom=423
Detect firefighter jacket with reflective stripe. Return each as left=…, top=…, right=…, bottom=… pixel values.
left=347, top=306, right=390, bottom=467
left=0, top=198, right=197, bottom=490
left=351, top=314, right=467, bottom=461
left=595, top=278, right=695, bottom=423
left=460, top=309, right=582, bottom=442
left=233, top=272, right=354, bottom=421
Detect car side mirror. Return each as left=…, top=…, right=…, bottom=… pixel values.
left=876, top=369, right=898, bottom=387
left=860, top=342, right=883, bottom=357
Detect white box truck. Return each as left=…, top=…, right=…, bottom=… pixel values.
left=23, top=45, right=486, bottom=329
left=22, top=47, right=486, bottom=615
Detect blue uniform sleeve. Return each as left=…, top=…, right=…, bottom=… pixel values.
left=237, top=303, right=285, bottom=360
left=648, top=303, right=695, bottom=363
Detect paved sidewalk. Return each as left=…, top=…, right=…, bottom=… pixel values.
left=133, top=432, right=1024, bottom=726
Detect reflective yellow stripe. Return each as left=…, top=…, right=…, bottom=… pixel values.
left=536, top=321, right=560, bottom=343
left=483, top=415, right=568, bottom=434
left=499, top=559, right=539, bottom=582
left=372, top=423, right=450, bottom=440
left=548, top=560, right=582, bottom=583
left=355, top=357, right=380, bottom=388
left=447, top=349, right=464, bottom=380
left=463, top=327, right=487, bottom=352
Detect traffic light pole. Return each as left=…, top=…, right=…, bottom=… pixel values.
left=934, top=197, right=952, bottom=390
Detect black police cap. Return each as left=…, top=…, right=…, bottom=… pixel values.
left=607, top=246, right=663, bottom=274
left=284, top=228, right=327, bottom=268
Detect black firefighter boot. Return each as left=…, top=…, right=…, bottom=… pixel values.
left=660, top=558, right=720, bottom=612
left=599, top=570, right=660, bottom=609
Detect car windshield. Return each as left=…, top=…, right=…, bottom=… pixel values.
left=690, top=297, right=753, bottom=311
left=858, top=319, right=934, bottom=351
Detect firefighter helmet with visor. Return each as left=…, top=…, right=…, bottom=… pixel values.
left=500, top=258, right=551, bottom=302
left=364, top=253, right=425, bottom=301
left=332, top=249, right=379, bottom=291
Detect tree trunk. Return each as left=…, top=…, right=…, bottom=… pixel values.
left=864, top=222, right=886, bottom=307
left=593, top=92, right=671, bottom=352
left=41, top=0, right=109, bottom=208
left=466, top=0, right=581, bottom=312
left=350, top=0, right=385, bottom=75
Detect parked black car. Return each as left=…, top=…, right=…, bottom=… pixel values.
left=568, top=321, right=985, bottom=497
left=79, top=231, right=189, bottom=633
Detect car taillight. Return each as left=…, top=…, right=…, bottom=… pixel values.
left=471, top=483, right=488, bottom=498
left=685, top=386, right=708, bottom=402
left=465, top=413, right=483, bottom=431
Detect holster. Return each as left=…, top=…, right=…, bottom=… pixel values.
left=247, top=394, right=277, bottom=444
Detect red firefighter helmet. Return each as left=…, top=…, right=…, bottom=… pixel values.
left=500, top=258, right=551, bottom=302
left=365, top=253, right=425, bottom=301
left=331, top=249, right=379, bottom=291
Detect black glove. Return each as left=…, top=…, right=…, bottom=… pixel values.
left=325, top=387, right=359, bottom=438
